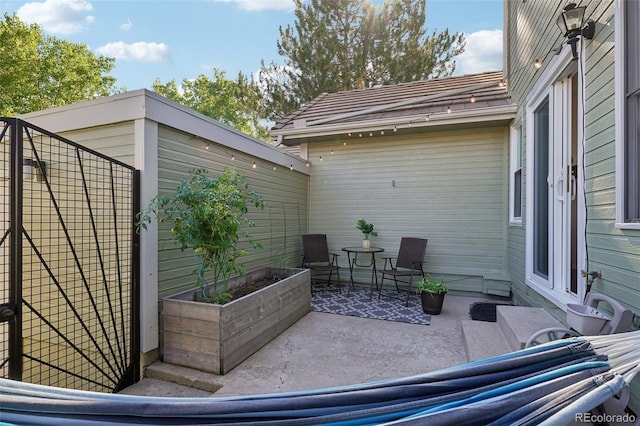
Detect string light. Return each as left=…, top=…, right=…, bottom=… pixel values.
left=205, top=144, right=210, bottom=150
left=470, top=94, right=476, bottom=103
left=534, top=59, right=543, bottom=69
left=348, top=132, right=352, bottom=137
left=358, top=133, right=363, bottom=137
left=252, top=161, right=257, bottom=169
left=447, top=106, right=452, bottom=114
left=343, top=141, right=347, bottom=146
left=290, top=164, right=294, bottom=171
left=273, top=165, right=277, bottom=171
left=393, top=126, right=398, bottom=132
left=369, top=132, right=373, bottom=137
left=331, top=149, right=334, bottom=154
left=306, top=161, right=310, bottom=167
left=231, top=154, right=235, bottom=161
left=319, top=156, right=323, bottom=162
left=380, top=130, right=384, bottom=135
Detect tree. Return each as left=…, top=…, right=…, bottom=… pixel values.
left=0, top=13, right=116, bottom=116
left=152, top=69, right=270, bottom=141
left=258, top=0, right=465, bottom=121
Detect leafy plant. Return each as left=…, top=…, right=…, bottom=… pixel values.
left=356, top=218, right=378, bottom=239
left=137, top=166, right=265, bottom=303
left=415, top=277, right=448, bottom=295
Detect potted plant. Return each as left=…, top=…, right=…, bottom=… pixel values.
left=416, top=277, right=448, bottom=315
left=356, top=218, right=378, bottom=249
left=138, top=166, right=311, bottom=374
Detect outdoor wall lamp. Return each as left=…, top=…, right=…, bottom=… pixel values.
left=23, top=158, right=46, bottom=182
left=556, top=3, right=595, bottom=60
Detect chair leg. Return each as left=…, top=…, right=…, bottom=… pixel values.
left=328, top=269, right=340, bottom=294
left=406, top=274, right=413, bottom=307
left=378, top=274, right=387, bottom=300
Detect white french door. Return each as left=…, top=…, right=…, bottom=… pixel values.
left=526, top=68, right=584, bottom=306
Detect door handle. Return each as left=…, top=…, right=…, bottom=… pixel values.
left=556, top=175, right=565, bottom=200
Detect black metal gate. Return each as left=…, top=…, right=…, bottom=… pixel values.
left=0, top=118, right=139, bottom=393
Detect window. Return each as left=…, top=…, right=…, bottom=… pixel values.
left=533, top=98, right=550, bottom=279
left=509, top=126, right=523, bottom=224
left=622, top=1, right=640, bottom=223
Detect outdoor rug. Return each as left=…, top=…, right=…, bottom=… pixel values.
left=469, top=302, right=513, bottom=322
left=311, top=285, right=431, bottom=325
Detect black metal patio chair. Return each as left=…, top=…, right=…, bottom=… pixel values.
left=377, top=237, right=427, bottom=306
left=301, top=234, right=341, bottom=295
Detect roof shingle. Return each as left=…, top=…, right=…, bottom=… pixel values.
left=271, top=71, right=511, bottom=135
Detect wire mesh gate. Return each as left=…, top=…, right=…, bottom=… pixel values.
left=0, top=118, right=140, bottom=393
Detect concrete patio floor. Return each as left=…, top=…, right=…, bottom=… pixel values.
left=121, top=294, right=502, bottom=398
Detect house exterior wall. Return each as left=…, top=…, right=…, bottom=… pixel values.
left=306, top=126, right=510, bottom=294
left=156, top=125, right=309, bottom=299
left=20, top=90, right=310, bottom=367
left=505, top=0, right=640, bottom=411
left=53, top=122, right=136, bottom=167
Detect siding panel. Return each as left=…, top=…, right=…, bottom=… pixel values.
left=156, top=125, right=309, bottom=299
left=307, top=127, right=508, bottom=290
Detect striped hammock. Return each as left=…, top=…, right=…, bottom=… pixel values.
left=0, top=330, right=638, bottom=425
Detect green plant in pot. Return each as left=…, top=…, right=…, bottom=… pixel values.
left=137, top=166, right=265, bottom=304
left=356, top=218, right=378, bottom=249
left=416, top=277, right=448, bottom=315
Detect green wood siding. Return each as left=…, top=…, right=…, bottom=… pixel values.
left=306, top=126, right=509, bottom=293
left=156, top=125, right=309, bottom=299
left=57, top=122, right=136, bottom=166
left=506, top=0, right=640, bottom=412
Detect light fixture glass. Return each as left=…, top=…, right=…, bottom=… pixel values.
left=556, top=3, right=595, bottom=60
left=557, top=3, right=586, bottom=34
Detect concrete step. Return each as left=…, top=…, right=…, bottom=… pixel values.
left=496, top=305, right=563, bottom=350
left=144, top=361, right=223, bottom=393
left=461, top=320, right=512, bottom=362
left=462, top=305, right=565, bottom=362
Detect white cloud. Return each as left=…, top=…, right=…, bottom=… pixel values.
left=454, top=29, right=503, bottom=76
left=213, top=0, right=294, bottom=11
left=120, top=19, right=133, bottom=31
left=95, top=41, right=170, bottom=63
left=17, top=0, right=94, bottom=35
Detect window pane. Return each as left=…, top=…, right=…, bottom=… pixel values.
left=514, top=169, right=522, bottom=218
left=534, top=98, right=549, bottom=278
left=625, top=0, right=640, bottom=222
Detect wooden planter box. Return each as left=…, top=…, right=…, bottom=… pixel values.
left=162, top=267, right=311, bottom=374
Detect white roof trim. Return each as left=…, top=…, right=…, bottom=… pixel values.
left=19, top=89, right=309, bottom=174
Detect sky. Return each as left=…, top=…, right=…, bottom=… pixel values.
left=1, top=0, right=504, bottom=91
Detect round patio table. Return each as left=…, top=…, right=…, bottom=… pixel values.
left=341, top=246, right=384, bottom=298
